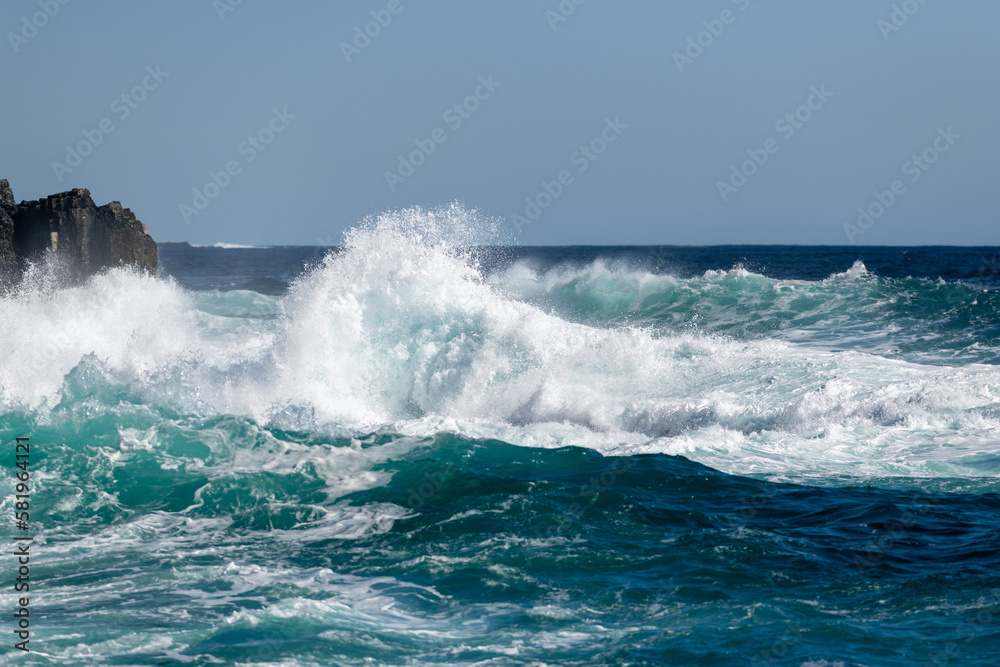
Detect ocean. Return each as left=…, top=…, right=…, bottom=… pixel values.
left=1, top=208, right=999, bottom=665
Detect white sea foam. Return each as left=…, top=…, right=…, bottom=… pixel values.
left=0, top=265, right=196, bottom=409
left=825, top=259, right=870, bottom=281
left=191, top=242, right=271, bottom=249
left=1, top=206, right=999, bottom=482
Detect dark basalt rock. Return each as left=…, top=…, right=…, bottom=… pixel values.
left=0, top=180, right=17, bottom=285
left=2, top=180, right=157, bottom=284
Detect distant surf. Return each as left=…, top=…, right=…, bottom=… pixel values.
left=190, top=242, right=272, bottom=249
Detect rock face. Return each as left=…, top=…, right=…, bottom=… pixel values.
left=0, top=180, right=17, bottom=285
left=1, top=181, right=157, bottom=283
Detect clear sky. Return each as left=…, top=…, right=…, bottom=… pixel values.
left=2, top=0, right=998, bottom=246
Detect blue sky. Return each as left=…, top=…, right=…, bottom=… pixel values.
left=2, top=0, right=997, bottom=246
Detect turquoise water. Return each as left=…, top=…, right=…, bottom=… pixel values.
left=1, top=210, right=999, bottom=665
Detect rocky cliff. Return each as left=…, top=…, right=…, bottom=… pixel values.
left=0, top=180, right=17, bottom=286
left=0, top=180, right=157, bottom=284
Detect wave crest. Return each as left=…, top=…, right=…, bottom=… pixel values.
left=2, top=208, right=999, bottom=481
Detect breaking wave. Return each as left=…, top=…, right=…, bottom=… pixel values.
left=2, top=205, right=999, bottom=484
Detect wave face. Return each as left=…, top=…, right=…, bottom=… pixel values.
left=1, top=207, right=999, bottom=665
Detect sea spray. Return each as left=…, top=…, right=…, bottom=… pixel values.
left=2, top=208, right=1000, bottom=481
left=1, top=223, right=999, bottom=664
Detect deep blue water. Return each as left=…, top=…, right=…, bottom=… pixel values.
left=160, top=244, right=1000, bottom=293
left=2, top=223, right=999, bottom=665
